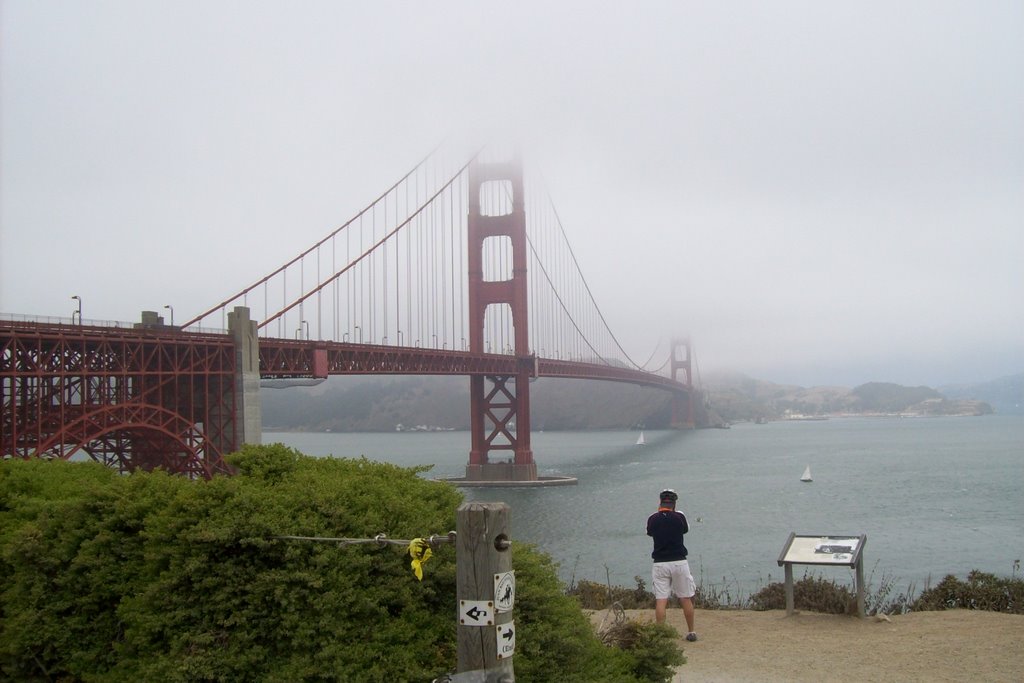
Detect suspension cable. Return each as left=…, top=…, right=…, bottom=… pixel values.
left=544, top=192, right=651, bottom=371
left=182, top=143, right=448, bottom=329
left=258, top=159, right=474, bottom=330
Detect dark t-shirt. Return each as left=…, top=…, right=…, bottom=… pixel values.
left=646, top=509, right=689, bottom=562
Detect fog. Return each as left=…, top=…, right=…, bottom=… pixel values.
left=2, top=1, right=1021, bottom=387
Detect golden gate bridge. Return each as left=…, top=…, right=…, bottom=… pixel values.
left=1, top=146, right=694, bottom=483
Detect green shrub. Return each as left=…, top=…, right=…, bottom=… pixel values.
left=0, top=447, right=675, bottom=682
left=597, top=617, right=685, bottom=683
left=912, top=571, right=1024, bottom=614
left=569, top=575, right=654, bottom=610
left=750, top=574, right=856, bottom=614
left=692, top=579, right=751, bottom=610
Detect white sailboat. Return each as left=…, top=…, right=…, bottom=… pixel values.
left=800, top=465, right=813, bottom=482
left=635, top=431, right=646, bottom=446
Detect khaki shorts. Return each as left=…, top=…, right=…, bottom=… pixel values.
left=652, top=559, right=695, bottom=599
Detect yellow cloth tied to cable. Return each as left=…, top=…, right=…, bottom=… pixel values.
left=408, top=538, right=432, bottom=581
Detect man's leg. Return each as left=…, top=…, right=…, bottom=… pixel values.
left=680, top=596, right=695, bottom=633
left=654, top=598, right=669, bottom=624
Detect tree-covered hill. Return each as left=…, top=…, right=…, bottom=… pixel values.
left=261, top=376, right=682, bottom=432
left=702, top=374, right=994, bottom=422
left=941, top=373, right=1023, bottom=415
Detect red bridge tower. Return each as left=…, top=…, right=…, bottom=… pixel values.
left=465, top=157, right=537, bottom=482
left=671, top=338, right=695, bottom=429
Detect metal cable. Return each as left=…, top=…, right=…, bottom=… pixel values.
left=544, top=191, right=655, bottom=371
left=273, top=531, right=458, bottom=548
left=258, top=160, right=473, bottom=330
left=182, top=142, right=448, bottom=329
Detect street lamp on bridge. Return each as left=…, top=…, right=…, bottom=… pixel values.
left=163, top=304, right=174, bottom=326
left=71, top=295, right=81, bottom=324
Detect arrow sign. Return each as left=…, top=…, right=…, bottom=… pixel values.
left=459, top=600, right=494, bottom=626
left=496, top=621, right=516, bottom=659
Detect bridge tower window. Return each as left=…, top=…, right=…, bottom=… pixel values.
left=478, top=179, right=514, bottom=217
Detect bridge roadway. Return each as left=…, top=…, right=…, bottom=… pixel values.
left=1, top=319, right=686, bottom=391
left=259, top=337, right=688, bottom=392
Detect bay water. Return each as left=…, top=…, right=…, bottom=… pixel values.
left=266, top=415, right=1023, bottom=598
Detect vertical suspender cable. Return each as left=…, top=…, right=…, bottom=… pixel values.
left=404, top=171, right=410, bottom=344
left=458, top=171, right=465, bottom=349
left=316, top=245, right=322, bottom=339
left=373, top=199, right=378, bottom=342
left=332, top=235, right=338, bottom=341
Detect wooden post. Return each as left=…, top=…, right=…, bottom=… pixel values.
left=456, top=502, right=515, bottom=681
left=784, top=563, right=795, bottom=616
left=855, top=555, right=866, bottom=618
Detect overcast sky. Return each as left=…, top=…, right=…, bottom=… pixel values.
left=2, top=1, right=1021, bottom=387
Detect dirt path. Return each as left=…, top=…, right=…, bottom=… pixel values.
left=592, top=608, right=1024, bottom=682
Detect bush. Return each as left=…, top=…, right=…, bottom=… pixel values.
left=692, top=578, right=751, bottom=610
left=597, top=616, right=685, bottom=683
left=569, top=575, right=654, bottom=610
left=0, top=447, right=670, bottom=682
left=912, top=571, right=1024, bottom=614
left=750, top=574, right=856, bottom=614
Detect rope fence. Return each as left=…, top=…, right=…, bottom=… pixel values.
left=272, top=532, right=457, bottom=548
left=272, top=531, right=460, bottom=581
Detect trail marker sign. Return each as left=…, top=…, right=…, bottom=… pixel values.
left=496, top=621, right=516, bottom=659
left=494, top=571, right=515, bottom=612
left=459, top=600, right=494, bottom=626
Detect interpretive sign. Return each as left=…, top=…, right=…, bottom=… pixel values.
left=780, top=534, right=863, bottom=565
left=778, top=533, right=868, bottom=617
left=494, top=570, right=515, bottom=613
left=459, top=600, right=494, bottom=626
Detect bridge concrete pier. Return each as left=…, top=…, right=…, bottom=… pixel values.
left=465, top=461, right=537, bottom=482
left=228, top=306, right=262, bottom=450
left=445, top=474, right=578, bottom=488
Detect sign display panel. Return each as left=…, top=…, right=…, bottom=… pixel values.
left=781, top=535, right=863, bottom=566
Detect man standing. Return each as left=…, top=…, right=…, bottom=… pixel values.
left=646, top=488, right=698, bottom=641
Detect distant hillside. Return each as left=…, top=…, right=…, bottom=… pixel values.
left=850, top=382, right=942, bottom=412
left=262, top=376, right=469, bottom=432
left=940, top=373, right=1023, bottom=415
left=261, top=375, right=686, bottom=432
left=260, top=372, right=1009, bottom=432
left=701, top=373, right=997, bottom=423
